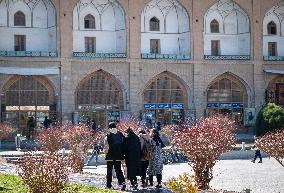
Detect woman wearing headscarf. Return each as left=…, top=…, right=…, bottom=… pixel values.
left=147, top=129, right=165, bottom=188
left=124, top=128, right=141, bottom=190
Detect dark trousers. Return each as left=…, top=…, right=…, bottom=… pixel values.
left=253, top=150, right=262, bottom=162
left=107, top=161, right=125, bottom=188
left=140, top=160, right=149, bottom=183
left=149, top=174, right=162, bottom=185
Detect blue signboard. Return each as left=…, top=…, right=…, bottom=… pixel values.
left=144, top=104, right=156, bottom=109
left=144, top=104, right=184, bottom=109
left=172, top=104, right=184, bottom=109
left=207, top=103, right=243, bottom=109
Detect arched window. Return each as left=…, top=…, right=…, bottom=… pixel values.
left=14, top=11, right=26, bottom=26
left=267, top=21, right=277, bottom=35
left=210, top=19, right=219, bottom=33
left=150, top=17, right=160, bottom=31
left=84, top=14, right=96, bottom=29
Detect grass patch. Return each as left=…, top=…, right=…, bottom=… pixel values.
left=0, top=174, right=119, bottom=193
left=0, top=174, right=28, bottom=193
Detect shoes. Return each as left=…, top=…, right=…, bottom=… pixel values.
left=155, top=184, right=162, bottom=189
left=258, top=161, right=262, bottom=163
left=251, top=160, right=255, bottom=163
left=132, top=184, right=138, bottom=190
left=121, top=184, right=126, bottom=191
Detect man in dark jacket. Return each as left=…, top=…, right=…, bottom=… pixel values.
left=124, top=128, right=141, bottom=190
left=104, top=122, right=126, bottom=190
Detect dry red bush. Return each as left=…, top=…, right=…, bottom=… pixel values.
left=64, top=124, right=94, bottom=172
left=18, top=152, right=69, bottom=193
left=256, top=128, right=284, bottom=166
left=117, top=117, right=142, bottom=135
left=36, top=127, right=66, bottom=153
left=0, top=123, right=15, bottom=141
left=170, top=115, right=237, bottom=190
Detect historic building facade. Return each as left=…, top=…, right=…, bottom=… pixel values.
left=0, top=0, right=283, bottom=132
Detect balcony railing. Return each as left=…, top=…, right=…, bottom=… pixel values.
left=204, top=55, right=250, bottom=60
left=73, top=52, right=127, bottom=58
left=141, top=53, right=190, bottom=60
left=263, top=56, right=284, bottom=61
left=0, top=51, right=57, bottom=57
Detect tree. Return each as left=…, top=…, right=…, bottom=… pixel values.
left=256, top=128, right=284, bottom=167
left=255, top=103, right=284, bottom=136
left=170, top=115, right=237, bottom=190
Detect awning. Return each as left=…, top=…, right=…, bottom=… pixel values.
left=0, top=67, right=59, bottom=75
left=264, top=69, right=284, bottom=75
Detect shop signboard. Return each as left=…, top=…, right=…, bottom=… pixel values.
left=144, top=104, right=184, bottom=109
left=207, top=103, right=243, bottom=108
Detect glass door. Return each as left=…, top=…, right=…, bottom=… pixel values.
left=92, top=111, right=106, bottom=129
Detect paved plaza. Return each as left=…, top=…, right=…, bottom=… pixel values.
left=1, top=154, right=284, bottom=193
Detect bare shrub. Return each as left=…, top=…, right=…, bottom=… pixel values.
left=117, top=116, right=142, bottom=135
left=36, top=127, right=66, bottom=153
left=171, top=115, right=237, bottom=190
left=256, top=128, right=284, bottom=166
left=0, top=123, right=15, bottom=141
left=64, top=124, right=94, bottom=172
left=18, top=152, right=69, bottom=193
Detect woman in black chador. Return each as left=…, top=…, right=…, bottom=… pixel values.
left=124, top=128, right=141, bottom=190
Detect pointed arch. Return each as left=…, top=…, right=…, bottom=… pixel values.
left=75, top=70, right=124, bottom=111
left=1, top=75, right=56, bottom=106
left=210, top=19, right=219, bottom=33
left=149, top=16, right=160, bottom=31
left=267, top=21, right=277, bottom=35
left=84, top=14, right=96, bottom=29
left=207, top=72, right=250, bottom=108
left=14, top=11, right=25, bottom=26
left=142, top=71, right=189, bottom=108
left=266, top=75, right=284, bottom=105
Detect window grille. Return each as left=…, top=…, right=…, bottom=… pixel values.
left=2, top=76, right=52, bottom=107
left=150, top=39, right=160, bottom=54
left=211, top=40, right=220, bottom=56
left=268, top=42, right=277, bottom=56
left=210, top=19, right=219, bottom=33
left=267, top=21, right=277, bottom=35
left=76, top=71, right=123, bottom=110
left=85, top=37, right=96, bottom=53
left=14, top=11, right=26, bottom=26
left=207, top=78, right=246, bottom=104
left=143, top=73, right=187, bottom=105
left=150, top=17, right=160, bottom=31
left=14, top=35, right=26, bottom=51
left=84, top=14, right=96, bottom=29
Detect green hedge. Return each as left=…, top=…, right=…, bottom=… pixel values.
left=255, top=103, right=284, bottom=136
left=0, top=174, right=118, bottom=193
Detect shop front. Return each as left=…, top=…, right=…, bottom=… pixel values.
left=266, top=74, right=284, bottom=107
left=142, top=72, right=188, bottom=127
left=1, top=76, right=57, bottom=137
left=75, top=70, right=123, bottom=129
left=206, top=75, right=248, bottom=127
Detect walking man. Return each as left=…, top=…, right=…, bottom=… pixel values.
left=104, top=122, right=126, bottom=191
left=252, top=146, right=262, bottom=163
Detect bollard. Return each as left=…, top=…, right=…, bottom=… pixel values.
left=15, top=134, right=21, bottom=151
left=241, top=141, right=246, bottom=151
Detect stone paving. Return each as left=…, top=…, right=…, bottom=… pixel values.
left=1, top=156, right=284, bottom=193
